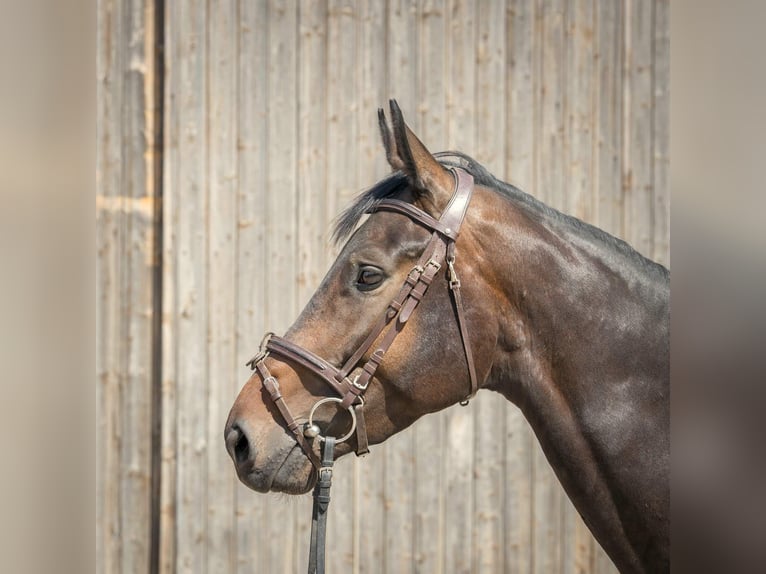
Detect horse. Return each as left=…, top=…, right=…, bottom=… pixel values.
left=225, top=101, right=669, bottom=573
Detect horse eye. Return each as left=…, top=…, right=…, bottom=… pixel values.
left=356, top=266, right=384, bottom=291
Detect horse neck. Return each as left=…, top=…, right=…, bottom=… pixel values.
left=479, top=196, right=670, bottom=405
left=473, top=193, right=670, bottom=571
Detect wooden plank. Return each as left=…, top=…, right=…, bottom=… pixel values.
left=503, top=408, right=535, bottom=574
left=411, top=2, right=447, bottom=573
left=472, top=387, right=506, bottom=574
left=621, top=0, right=654, bottom=258
left=121, top=0, right=156, bottom=566
left=539, top=0, right=565, bottom=211
left=593, top=0, right=624, bottom=238
left=652, top=0, right=670, bottom=267
left=206, top=0, right=238, bottom=572
left=327, top=0, right=360, bottom=214
left=504, top=2, right=536, bottom=573
left=97, top=0, right=157, bottom=572
left=475, top=0, right=507, bottom=173
left=158, top=0, right=179, bottom=568
left=565, top=0, right=596, bottom=223
left=96, top=1, right=124, bottom=571
left=96, top=1, right=124, bottom=573
left=443, top=1, right=476, bottom=571
left=234, top=0, right=270, bottom=572
left=163, top=1, right=210, bottom=572
left=532, top=444, right=562, bottom=574
left=264, top=1, right=301, bottom=572
left=355, top=1, right=389, bottom=572
left=297, top=0, right=329, bottom=306
left=473, top=1, right=507, bottom=573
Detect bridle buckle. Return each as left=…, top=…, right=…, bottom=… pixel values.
left=447, top=258, right=461, bottom=289
left=350, top=373, right=368, bottom=391
left=425, top=259, right=442, bottom=274
left=245, top=331, right=274, bottom=370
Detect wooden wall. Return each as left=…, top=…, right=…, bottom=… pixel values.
left=97, top=0, right=669, bottom=572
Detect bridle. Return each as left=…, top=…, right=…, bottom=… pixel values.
left=245, top=167, right=478, bottom=573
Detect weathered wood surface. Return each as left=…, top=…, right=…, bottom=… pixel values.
left=97, top=0, right=159, bottom=572
left=97, top=1, right=670, bottom=572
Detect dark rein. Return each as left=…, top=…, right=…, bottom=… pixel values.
left=246, top=168, right=477, bottom=574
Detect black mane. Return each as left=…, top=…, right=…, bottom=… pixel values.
left=332, top=151, right=668, bottom=276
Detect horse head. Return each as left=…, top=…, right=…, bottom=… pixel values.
left=225, top=101, right=498, bottom=494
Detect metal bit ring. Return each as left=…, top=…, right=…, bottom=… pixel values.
left=306, top=397, right=357, bottom=443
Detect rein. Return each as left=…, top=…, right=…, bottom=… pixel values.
left=246, top=167, right=477, bottom=574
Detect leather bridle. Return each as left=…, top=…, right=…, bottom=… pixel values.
left=245, top=167, right=478, bottom=573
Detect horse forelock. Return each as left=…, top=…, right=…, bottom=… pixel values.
left=331, top=172, right=410, bottom=246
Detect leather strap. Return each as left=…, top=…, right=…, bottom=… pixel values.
left=353, top=404, right=369, bottom=455
left=371, top=200, right=458, bottom=240
left=256, top=361, right=319, bottom=468
left=265, top=336, right=356, bottom=399
left=446, top=243, right=478, bottom=402
left=256, top=362, right=322, bottom=469
left=439, top=168, right=474, bottom=233
left=307, top=437, right=335, bottom=574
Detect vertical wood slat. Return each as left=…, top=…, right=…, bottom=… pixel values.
left=165, top=1, right=210, bottom=573
left=98, top=1, right=670, bottom=572
left=158, top=0, right=179, bottom=568
left=207, top=0, right=238, bottom=572
left=652, top=0, right=670, bottom=268
left=97, top=1, right=122, bottom=571
left=97, top=0, right=157, bottom=573
left=622, top=0, right=655, bottom=258
left=594, top=0, right=624, bottom=239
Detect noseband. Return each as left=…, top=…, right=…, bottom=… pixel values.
left=246, top=167, right=477, bottom=573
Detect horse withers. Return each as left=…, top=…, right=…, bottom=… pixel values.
left=225, top=101, right=669, bottom=573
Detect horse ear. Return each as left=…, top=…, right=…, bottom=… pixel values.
left=378, top=108, right=405, bottom=171
left=382, top=100, right=455, bottom=208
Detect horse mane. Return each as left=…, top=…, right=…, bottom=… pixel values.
left=332, top=151, right=668, bottom=276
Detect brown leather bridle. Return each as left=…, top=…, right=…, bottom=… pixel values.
left=245, top=167, right=478, bottom=573
left=246, top=166, right=477, bottom=462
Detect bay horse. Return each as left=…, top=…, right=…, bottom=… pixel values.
left=225, top=101, right=669, bottom=573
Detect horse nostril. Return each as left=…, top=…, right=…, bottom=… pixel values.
left=225, top=422, right=253, bottom=466
left=234, top=431, right=249, bottom=464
